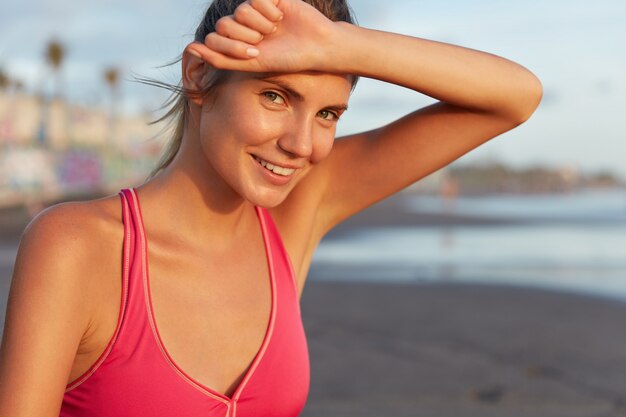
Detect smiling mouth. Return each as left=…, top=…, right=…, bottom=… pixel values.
left=253, top=156, right=297, bottom=177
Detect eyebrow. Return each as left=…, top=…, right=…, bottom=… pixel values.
left=253, top=74, right=349, bottom=113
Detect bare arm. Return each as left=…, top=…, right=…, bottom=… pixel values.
left=184, top=0, right=542, bottom=275
left=186, top=0, right=542, bottom=232
left=314, top=23, right=543, bottom=231
left=0, top=206, right=93, bottom=416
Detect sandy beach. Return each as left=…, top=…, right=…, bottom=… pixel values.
left=300, top=281, right=626, bottom=417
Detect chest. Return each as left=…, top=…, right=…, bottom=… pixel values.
left=79, top=229, right=273, bottom=399
left=65, top=204, right=312, bottom=415
left=151, top=230, right=273, bottom=396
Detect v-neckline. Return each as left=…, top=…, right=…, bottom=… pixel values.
left=130, top=188, right=277, bottom=405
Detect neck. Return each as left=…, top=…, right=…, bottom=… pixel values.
left=135, top=135, right=254, bottom=245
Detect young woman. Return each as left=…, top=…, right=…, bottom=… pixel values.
left=0, top=0, right=542, bottom=415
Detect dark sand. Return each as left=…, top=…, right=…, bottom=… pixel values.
left=300, top=281, right=626, bottom=417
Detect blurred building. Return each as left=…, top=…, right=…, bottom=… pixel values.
left=0, top=91, right=162, bottom=148
left=0, top=91, right=166, bottom=208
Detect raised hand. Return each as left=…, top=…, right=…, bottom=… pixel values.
left=186, top=0, right=343, bottom=73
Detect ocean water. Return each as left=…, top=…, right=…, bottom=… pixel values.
left=403, top=188, right=626, bottom=223
left=311, top=188, right=626, bottom=301
left=1, top=189, right=625, bottom=301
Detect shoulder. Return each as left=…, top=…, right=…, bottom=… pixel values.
left=0, top=194, right=124, bottom=413
left=14, top=193, right=124, bottom=309
left=25, top=192, right=123, bottom=236
left=8, top=192, right=125, bottom=347
left=19, top=194, right=123, bottom=266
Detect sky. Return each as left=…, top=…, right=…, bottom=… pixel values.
left=1, top=0, right=625, bottom=179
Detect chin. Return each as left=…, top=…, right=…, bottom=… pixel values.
left=244, top=187, right=290, bottom=209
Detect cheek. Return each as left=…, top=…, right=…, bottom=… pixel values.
left=235, top=111, right=283, bottom=147
left=310, top=132, right=336, bottom=164
left=205, top=95, right=277, bottom=147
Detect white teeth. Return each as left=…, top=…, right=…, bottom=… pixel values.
left=255, top=156, right=296, bottom=177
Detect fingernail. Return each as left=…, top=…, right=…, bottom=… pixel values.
left=272, top=26, right=277, bottom=33
left=188, top=49, right=202, bottom=59
left=247, top=48, right=260, bottom=57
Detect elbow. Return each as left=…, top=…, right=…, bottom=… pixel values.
left=510, top=72, right=543, bottom=126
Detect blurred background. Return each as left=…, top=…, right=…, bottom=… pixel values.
left=1, top=0, right=626, bottom=415
left=1, top=0, right=624, bottom=298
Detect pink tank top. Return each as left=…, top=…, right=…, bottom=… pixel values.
left=60, top=188, right=310, bottom=417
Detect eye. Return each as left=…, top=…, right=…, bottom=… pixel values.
left=262, top=91, right=285, bottom=105
left=318, top=109, right=339, bottom=121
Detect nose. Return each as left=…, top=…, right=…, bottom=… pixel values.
left=277, top=117, right=314, bottom=159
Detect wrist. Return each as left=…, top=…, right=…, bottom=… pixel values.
left=313, top=21, right=363, bottom=74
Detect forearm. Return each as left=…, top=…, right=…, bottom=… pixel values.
left=328, top=22, right=543, bottom=122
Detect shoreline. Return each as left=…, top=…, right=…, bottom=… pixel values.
left=3, top=188, right=623, bottom=242
left=0, top=200, right=522, bottom=244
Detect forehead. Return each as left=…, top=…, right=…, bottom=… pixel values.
left=231, top=71, right=353, bottom=101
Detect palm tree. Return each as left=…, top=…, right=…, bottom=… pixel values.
left=0, top=69, right=9, bottom=147
left=38, top=39, right=67, bottom=147
left=104, top=67, right=121, bottom=144
left=13, top=80, right=25, bottom=93
left=104, top=68, right=119, bottom=91
left=46, top=40, right=65, bottom=100
left=0, top=68, right=9, bottom=91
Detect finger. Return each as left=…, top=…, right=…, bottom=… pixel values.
left=248, top=0, right=284, bottom=22
left=234, top=2, right=277, bottom=35
left=215, top=16, right=264, bottom=44
left=204, top=32, right=260, bottom=60
left=187, top=43, right=260, bottom=72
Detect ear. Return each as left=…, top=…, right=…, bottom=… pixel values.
left=182, top=44, right=213, bottom=107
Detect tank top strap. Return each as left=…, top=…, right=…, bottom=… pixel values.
left=255, top=207, right=300, bottom=304
left=115, top=188, right=151, bottom=346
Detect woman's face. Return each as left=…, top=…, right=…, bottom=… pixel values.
left=197, top=70, right=353, bottom=208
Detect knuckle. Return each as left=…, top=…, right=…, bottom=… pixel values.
left=205, top=32, right=220, bottom=45
left=257, top=24, right=274, bottom=35
left=236, top=43, right=249, bottom=56
left=234, top=3, right=252, bottom=19
left=214, top=18, right=228, bottom=33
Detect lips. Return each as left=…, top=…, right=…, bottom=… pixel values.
left=253, top=156, right=297, bottom=177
